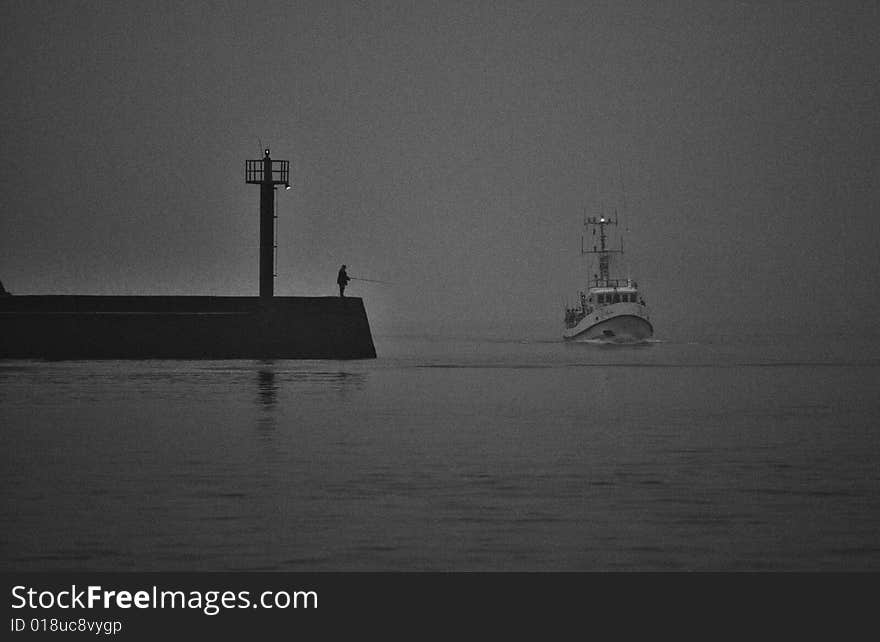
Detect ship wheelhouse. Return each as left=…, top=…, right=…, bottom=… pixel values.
left=587, top=280, right=645, bottom=307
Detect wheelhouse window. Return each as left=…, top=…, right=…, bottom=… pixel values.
left=613, top=293, right=620, bottom=303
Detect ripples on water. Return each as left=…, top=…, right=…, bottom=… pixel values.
left=1, top=334, right=878, bottom=570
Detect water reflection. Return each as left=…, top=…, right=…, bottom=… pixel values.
left=256, top=367, right=278, bottom=409
left=564, top=339, right=655, bottom=350
left=288, top=371, right=367, bottom=398
left=253, top=365, right=368, bottom=419
left=255, top=363, right=279, bottom=434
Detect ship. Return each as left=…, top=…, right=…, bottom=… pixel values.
left=0, top=149, right=376, bottom=360
left=563, top=213, right=652, bottom=342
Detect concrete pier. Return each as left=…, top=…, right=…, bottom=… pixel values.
left=0, top=295, right=376, bottom=359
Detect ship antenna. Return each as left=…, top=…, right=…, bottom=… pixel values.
left=618, top=163, right=629, bottom=277
left=582, top=206, right=586, bottom=252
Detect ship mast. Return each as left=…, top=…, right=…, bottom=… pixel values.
left=582, top=213, right=623, bottom=287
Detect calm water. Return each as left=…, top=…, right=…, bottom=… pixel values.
left=1, top=333, right=878, bottom=571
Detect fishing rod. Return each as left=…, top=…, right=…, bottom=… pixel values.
left=349, top=277, right=393, bottom=284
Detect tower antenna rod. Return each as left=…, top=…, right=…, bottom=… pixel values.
left=246, top=147, right=291, bottom=298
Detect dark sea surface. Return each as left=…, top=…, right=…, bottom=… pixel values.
left=2, top=333, right=878, bottom=571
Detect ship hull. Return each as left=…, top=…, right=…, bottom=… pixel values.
left=563, top=303, right=653, bottom=343
left=0, top=296, right=376, bottom=359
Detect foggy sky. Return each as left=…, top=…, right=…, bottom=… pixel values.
left=1, top=1, right=877, bottom=339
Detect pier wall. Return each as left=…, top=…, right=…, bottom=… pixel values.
left=0, top=296, right=376, bottom=359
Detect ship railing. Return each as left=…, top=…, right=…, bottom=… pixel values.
left=590, top=278, right=637, bottom=289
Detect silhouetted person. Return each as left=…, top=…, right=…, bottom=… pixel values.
left=0, top=279, right=10, bottom=296
left=337, top=265, right=350, bottom=297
